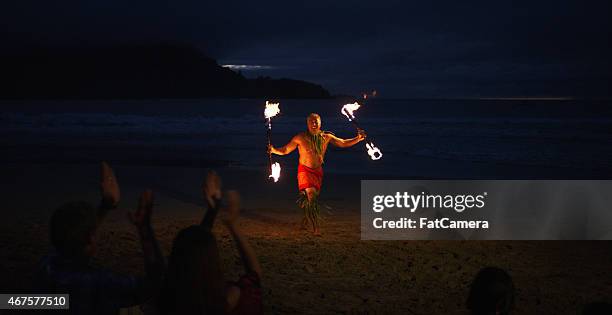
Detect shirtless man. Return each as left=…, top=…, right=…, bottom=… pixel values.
left=268, top=113, right=366, bottom=235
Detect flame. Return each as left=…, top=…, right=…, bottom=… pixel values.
left=264, top=101, right=281, bottom=119
left=341, top=102, right=361, bottom=121
left=366, top=142, right=383, bottom=160
left=269, top=162, right=281, bottom=182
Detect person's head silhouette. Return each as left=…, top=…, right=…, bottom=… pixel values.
left=160, top=225, right=225, bottom=314
left=50, top=201, right=98, bottom=258
left=466, top=267, right=515, bottom=315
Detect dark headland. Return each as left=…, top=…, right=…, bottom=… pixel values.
left=1, top=43, right=331, bottom=99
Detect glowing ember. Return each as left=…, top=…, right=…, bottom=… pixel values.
left=366, top=142, right=383, bottom=160
left=264, top=101, right=281, bottom=119
left=269, top=162, right=281, bottom=182
left=341, top=102, right=361, bottom=121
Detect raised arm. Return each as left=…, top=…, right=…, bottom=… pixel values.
left=268, top=135, right=299, bottom=156
left=128, top=190, right=165, bottom=295
left=223, top=191, right=263, bottom=279
left=200, top=170, right=222, bottom=230
left=98, top=161, right=120, bottom=222
left=328, top=129, right=367, bottom=148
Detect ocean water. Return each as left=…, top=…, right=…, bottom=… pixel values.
left=1, top=99, right=611, bottom=178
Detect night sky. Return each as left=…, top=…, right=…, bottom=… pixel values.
left=2, top=1, right=611, bottom=98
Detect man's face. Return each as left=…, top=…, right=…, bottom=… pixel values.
left=307, top=116, right=321, bottom=134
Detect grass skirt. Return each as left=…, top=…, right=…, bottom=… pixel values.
left=296, top=190, right=321, bottom=230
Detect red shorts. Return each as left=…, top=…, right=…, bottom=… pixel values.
left=297, top=164, right=323, bottom=191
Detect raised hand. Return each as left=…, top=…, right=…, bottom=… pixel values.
left=129, top=190, right=153, bottom=228
left=221, top=190, right=262, bottom=278
left=223, top=190, right=241, bottom=226
left=202, top=170, right=222, bottom=208
left=100, top=161, right=120, bottom=208
left=130, top=189, right=165, bottom=285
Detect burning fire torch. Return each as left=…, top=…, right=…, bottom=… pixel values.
left=264, top=101, right=282, bottom=182
left=341, top=102, right=383, bottom=160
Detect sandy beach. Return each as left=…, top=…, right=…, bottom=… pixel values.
left=1, top=163, right=611, bottom=314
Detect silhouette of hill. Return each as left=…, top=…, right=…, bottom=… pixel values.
left=1, top=43, right=330, bottom=99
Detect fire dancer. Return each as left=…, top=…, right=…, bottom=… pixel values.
left=268, top=113, right=366, bottom=235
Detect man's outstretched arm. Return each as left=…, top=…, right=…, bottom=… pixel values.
left=328, top=130, right=366, bottom=148
left=268, top=135, right=299, bottom=155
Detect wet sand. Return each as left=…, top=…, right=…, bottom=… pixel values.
left=1, top=163, right=611, bottom=314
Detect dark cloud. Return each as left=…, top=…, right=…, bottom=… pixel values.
left=2, top=1, right=610, bottom=97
